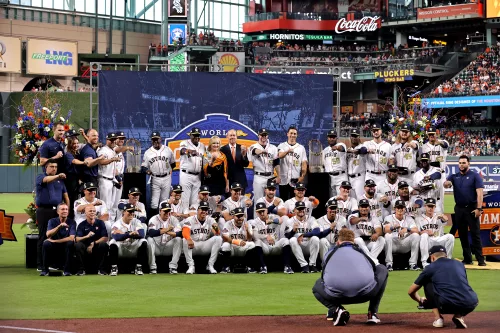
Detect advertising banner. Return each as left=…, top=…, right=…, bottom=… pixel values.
left=168, top=24, right=187, bottom=45
left=417, top=4, right=482, bottom=19
left=168, top=0, right=187, bottom=17
left=26, top=38, right=77, bottom=76
left=0, top=36, right=21, bottom=74
left=422, top=95, right=500, bottom=108
left=253, top=66, right=354, bottom=82
left=374, top=69, right=414, bottom=83
left=211, top=52, right=245, bottom=72
left=487, top=0, right=500, bottom=18
left=168, top=52, right=187, bottom=72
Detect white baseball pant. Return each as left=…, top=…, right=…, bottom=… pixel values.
left=354, top=236, right=385, bottom=265
left=384, top=233, right=420, bottom=266
left=255, top=238, right=289, bottom=255
left=438, top=180, right=445, bottom=213
left=319, top=238, right=334, bottom=260
left=109, top=238, right=148, bottom=257
left=183, top=236, right=222, bottom=268
left=289, top=236, right=320, bottom=267
left=111, top=185, right=123, bottom=222
left=147, top=237, right=183, bottom=270
left=365, top=172, right=386, bottom=187
left=150, top=174, right=172, bottom=210
left=221, top=241, right=256, bottom=256
left=349, top=174, right=366, bottom=200
left=253, top=174, right=271, bottom=201
left=420, top=233, right=454, bottom=265
left=180, top=172, right=201, bottom=209
left=98, top=177, right=114, bottom=214
left=329, top=174, right=348, bottom=198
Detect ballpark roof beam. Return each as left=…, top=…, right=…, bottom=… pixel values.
left=136, top=0, right=159, bottom=18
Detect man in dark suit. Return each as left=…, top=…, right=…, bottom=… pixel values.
left=221, top=129, right=249, bottom=195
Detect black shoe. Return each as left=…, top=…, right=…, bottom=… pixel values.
left=76, top=270, right=86, bottom=276
left=39, top=271, right=49, bottom=276
left=98, top=270, right=107, bottom=276
left=309, top=265, right=319, bottom=273
left=478, top=262, right=487, bottom=267
left=301, top=266, right=310, bottom=273
left=334, top=308, right=350, bottom=326
left=327, top=308, right=337, bottom=321
left=462, top=260, right=473, bottom=265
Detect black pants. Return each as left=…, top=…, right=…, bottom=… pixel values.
left=312, top=265, right=388, bottom=313
left=65, top=173, right=80, bottom=219
left=42, top=241, right=74, bottom=272
left=75, top=241, right=109, bottom=272
left=279, top=185, right=295, bottom=202
left=454, top=205, right=484, bottom=263
left=36, top=207, right=58, bottom=268
left=109, top=242, right=148, bottom=268
left=423, top=283, right=477, bottom=316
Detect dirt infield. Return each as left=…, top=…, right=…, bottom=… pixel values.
left=0, top=312, right=498, bottom=333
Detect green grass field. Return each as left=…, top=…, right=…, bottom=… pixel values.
left=1, top=194, right=499, bottom=320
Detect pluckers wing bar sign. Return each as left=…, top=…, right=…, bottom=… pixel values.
left=334, top=15, right=381, bottom=34
left=374, top=69, right=414, bottom=83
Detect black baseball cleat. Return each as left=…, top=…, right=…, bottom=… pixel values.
left=478, top=262, right=487, bottom=267
left=220, top=266, right=231, bottom=274
left=283, top=266, right=294, bottom=274
left=301, top=265, right=310, bottom=273
left=367, top=312, right=381, bottom=324
left=259, top=266, right=268, bottom=274
left=246, top=267, right=257, bottom=274
left=309, top=265, right=319, bottom=273
left=452, top=316, right=467, bottom=329
left=39, top=270, right=49, bottom=276
left=326, top=308, right=337, bottom=321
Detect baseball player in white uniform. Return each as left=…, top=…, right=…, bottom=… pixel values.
left=220, top=207, right=257, bottom=273
left=362, top=179, right=387, bottom=224
left=389, top=125, right=419, bottom=187
left=383, top=200, right=421, bottom=271
left=179, top=127, right=206, bottom=209
left=250, top=202, right=293, bottom=274
left=74, top=182, right=110, bottom=235
left=117, top=187, right=147, bottom=224
left=188, top=185, right=223, bottom=218
left=221, top=182, right=253, bottom=221
left=420, top=127, right=449, bottom=213
left=346, top=129, right=367, bottom=199
left=254, top=179, right=287, bottom=217
left=277, top=126, right=308, bottom=201
left=391, top=181, right=424, bottom=219
left=316, top=199, right=348, bottom=260
left=111, top=131, right=129, bottom=222
left=141, top=131, right=176, bottom=216
left=109, top=204, right=148, bottom=276
left=323, top=129, right=348, bottom=198
left=97, top=133, right=121, bottom=220
left=377, top=164, right=402, bottom=219
left=415, top=198, right=454, bottom=268
left=181, top=201, right=222, bottom=274
left=282, top=201, right=321, bottom=273
left=248, top=128, right=280, bottom=201
left=413, top=153, right=443, bottom=214
left=162, top=185, right=190, bottom=221
left=283, top=182, right=319, bottom=219
left=349, top=199, right=385, bottom=264
left=147, top=202, right=183, bottom=274
left=364, top=123, right=391, bottom=185
left=331, top=181, right=358, bottom=219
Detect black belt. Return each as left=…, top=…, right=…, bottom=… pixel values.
left=37, top=205, right=57, bottom=209
left=182, top=169, right=200, bottom=176
left=329, top=171, right=346, bottom=176
left=255, top=171, right=272, bottom=177
left=367, top=170, right=386, bottom=175
left=348, top=173, right=362, bottom=178
left=99, top=176, right=114, bottom=181
left=153, top=173, right=170, bottom=178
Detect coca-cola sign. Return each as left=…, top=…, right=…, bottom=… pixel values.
left=334, top=16, right=380, bottom=34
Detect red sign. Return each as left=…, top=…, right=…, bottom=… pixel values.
left=335, top=15, right=380, bottom=34
left=417, top=3, right=483, bottom=19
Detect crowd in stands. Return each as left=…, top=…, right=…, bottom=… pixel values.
left=445, top=129, right=500, bottom=156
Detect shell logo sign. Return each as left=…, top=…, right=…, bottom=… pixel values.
left=218, top=53, right=240, bottom=72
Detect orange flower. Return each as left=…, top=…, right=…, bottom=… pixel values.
left=408, top=111, right=414, bottom=117
left=27, top=130, right=32, bottom=137
left=64, top=124, right=70, bottom=131
left=35, top=134, right=40, bottom=139
left=27, top=112, right=34, bottom=117
left=425, top=123, right=431, bottom=130
left=43, top=119, right=50, bottom=125
left=21, top=128, right=25, bottom=134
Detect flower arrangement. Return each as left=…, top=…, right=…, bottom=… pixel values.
left=21, top=200, right=38, bottom=234
left=10, top=97, right=73, bottom=167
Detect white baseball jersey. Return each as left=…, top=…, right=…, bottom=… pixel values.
left=179, top=140, right=206, bottom=173
left=255, top=196, right=285, bottom=212
left=377, top=179, right=401, bottom=218
left=111, top=218, right=144, bottom=242
left=189, top=197, right=219, bottom=215
left=284, top=197, right=314, bottom=219
left=250, top=214, right=283, bottom=243
left=277, top=142, right=307, bottom=185
left=182, top=215, right=217, bottom=242
left=74, top=198, right=109, bottom=224
left=415, top=213, right=447, bottom=237
left=316, top=214, right=348, bottom=244
left=248, top=142, right=279, bottom=174
left=113, top=147, right=125, bottom=175
left=383, top=214, right=416, bottom=237
left=170, top=199, right=189, bottom=218
left=282, top=216, right=319, bottom=241
left=413, top=166, right=443, bottom=201
left=147, top=214, right=182, bottom=245
left=363, top=140, right=391, bottom=172
left=97, top=145, right=117, bottom=178
left=390, top=141, right=419, bottom=171
left=348, top=213, right=382, bottom=237
left=421, top=141, right=449, bottom=169
left=117, top=199, right=146, bottom=220
left=347, top=144, right=366, bottom=174
left=141, top=145, right=175, bottom=176
left=323, top=143, right=347, bottom=173
left=222, top=196, right=250, bottom=217
left=332, top=196, right=359, bottom=219
left=391, top=195, right=424, bottom=218
left=222, top=219, right=252, bottom=240
left=361, top=193, right=384, bottom=223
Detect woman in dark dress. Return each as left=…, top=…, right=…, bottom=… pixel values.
left=64, top=136, right=85, bottom=218
left=203, top=136, right=229, bottom=196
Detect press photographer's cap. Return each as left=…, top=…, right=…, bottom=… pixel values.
left=429, top=245, right=446, bottom=256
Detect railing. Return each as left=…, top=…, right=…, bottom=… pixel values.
left=246, top=11, right=382, bottom=22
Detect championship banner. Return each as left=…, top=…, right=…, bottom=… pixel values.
left=168, top=0, right=187, bottom=17
left=168, top=24, right=187, bottom=45
left=0, top=36, right=22, bottom=74
left=417, top=3, right=482, bottom=19
left=211, top=52, right=245, bottom=72
left=374, top=69, right=414, bottom=83
left=26, top=38, right=77, bottom=76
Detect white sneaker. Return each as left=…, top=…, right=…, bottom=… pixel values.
left=110, top=265, right=118, bottom=276
left=206, top=265, right=217, bottom=274
left=422, top=262, right=430, bottom=269
left=433, top=317, right=444, bottom=328
left=186, top=266, right=195, bottom=274
left=134, top=264, right=143, bottom=276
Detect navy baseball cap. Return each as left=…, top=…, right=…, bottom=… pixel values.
left=420, top=153, right=430, bottom=160
left=172, top=185, right=183, bottom=193
left=122, top=203, right=137, bottom=212
left=398, top=181, right=409, bottom=189
left=231, top=182, right=242, bottom=190
left=365, top=179, right=376, bottom=187
left=295, top=201, right=306, bottom=209
left=160, top=202, right=172, bottom=211
left=340, top=181, right=352, bottom=188
left=266, top=179, right=277, bottom=188
left=295, top=182, right=306, bottom=190
left=233, top=207, right=245, bottom=216
left=350, top=129, right=360, bottom=137
left=388, top=164, right=399, bottom=172
left=425, top=198, right=437, bottom=206
left=116, top=131, right=126, bottom=138
left=65, top=129, right=78, bottom=138
left=400, top=124, right=410, bottom=131
left=429, top=245, right=446, bottom=256
left=394, top=200, right=406, bottom=208
left=371, top=123, right=381, bottom=130
left=199, top=185, right=210, bottom=194
left=198, top=201, right=210, bottom=210
left=83, top=182, right=97, bottom=190
left=151, top=131, right=161, bottom=139
left=327, top=130, right=337, bottom=137
left=189, top=127, right=201, bottom=136
left=255, top=202, right=267, bottom=212
left=128, top=187, right=142, bottom=195
left=427, top=127, right=437, bottom=134
left=359, top=199, right=370, bottom=207
left=106, top=132, right=117, bottom=140
left=258, top=128, right=269, bottom=136
left=326, top=199, right=338, bottom=208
